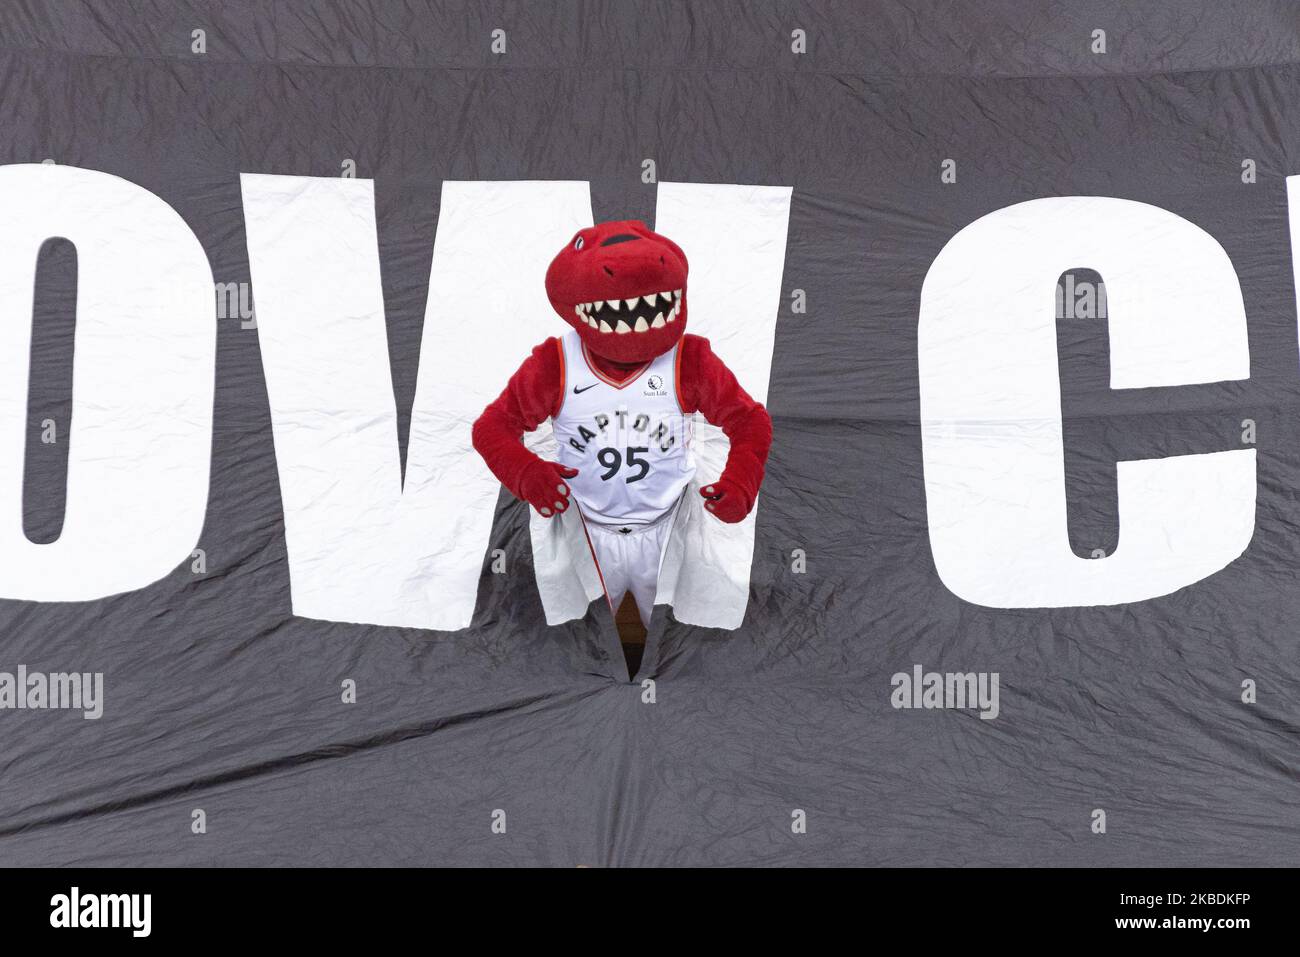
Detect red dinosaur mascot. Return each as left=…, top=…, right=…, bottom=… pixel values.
left=472, top=220, right=772, bottom=626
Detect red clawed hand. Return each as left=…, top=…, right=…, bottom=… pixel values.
left=518, top=461, right=580, bottom=518
left=698, top=476, right=752, bottom=524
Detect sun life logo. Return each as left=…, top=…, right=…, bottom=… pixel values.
left=645, top=374, right=665, bottom=396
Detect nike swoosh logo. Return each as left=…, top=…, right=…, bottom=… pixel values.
left=573, top=383, right=598, bottom=394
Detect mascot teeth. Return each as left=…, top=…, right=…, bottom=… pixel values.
left=576, top=290, right=680, bottom=332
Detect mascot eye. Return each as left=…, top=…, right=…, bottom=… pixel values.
left=574, top=236, right=584, bottom=251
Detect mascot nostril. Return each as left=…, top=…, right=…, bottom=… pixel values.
left=472, top=218, right=773, bottom=632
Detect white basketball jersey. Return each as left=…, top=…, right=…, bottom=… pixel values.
left=553, top=330, right=695, bottom=526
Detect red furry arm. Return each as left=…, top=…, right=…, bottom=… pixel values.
left=677, top=334, right=773, bottom=506
left=472, top=338, right=564, bottom=501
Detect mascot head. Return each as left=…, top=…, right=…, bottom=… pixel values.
left=545, top=220, right=688, bottom=364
